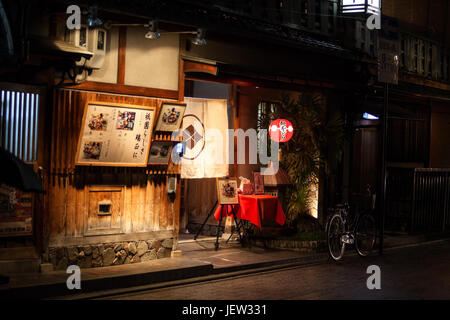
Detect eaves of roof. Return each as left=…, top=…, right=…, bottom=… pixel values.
left=55, top=0, right=356, bottom=59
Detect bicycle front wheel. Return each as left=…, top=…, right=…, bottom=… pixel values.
left=327, top=214, right=345, bottom=261
left=355, top=214, right=376, bottom=257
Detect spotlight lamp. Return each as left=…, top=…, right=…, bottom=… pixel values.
left=192, top=28, right=207, bottom=46
left=145, top=20, right=160, bottom=39
left=86, top=5, right=103, bottom=27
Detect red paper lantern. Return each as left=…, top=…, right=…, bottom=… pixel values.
left=269, top=119, right=293, bottom=143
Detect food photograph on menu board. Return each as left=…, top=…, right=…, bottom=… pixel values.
left=155, top=102, right=186, bottom=132
left=75, top=102, right=155, bottom=166
left=217, top=178, right=239, bottom=205
left=148, top=140, right=174, bottom=165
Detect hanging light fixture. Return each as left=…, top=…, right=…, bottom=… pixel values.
left=340, top=0, right=381, bottom=15
left=145, top=20, right=160, bottom=39
left=86, top=5, right=103, bottom=27
left=192, top=28, right=206, bottom=46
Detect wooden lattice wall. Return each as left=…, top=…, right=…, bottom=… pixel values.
left=46, top=88, right=181, bottom=246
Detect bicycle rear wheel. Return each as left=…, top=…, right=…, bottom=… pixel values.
left=355, top=214, right=376, bottom=257
left=327, top=214, right=345, bottom=261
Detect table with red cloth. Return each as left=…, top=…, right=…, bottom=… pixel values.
left=214, top=194, right=286, bottom=229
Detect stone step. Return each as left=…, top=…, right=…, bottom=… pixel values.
left=0, top=257, right=214, bottom=299
left=0, top=247, right=39, bottom=260
left=0, top=259, right=40, bottom=274
left=0, top=247, right=40, bottom=274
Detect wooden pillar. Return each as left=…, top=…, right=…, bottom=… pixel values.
left=117, top=27, right=127, bottom=85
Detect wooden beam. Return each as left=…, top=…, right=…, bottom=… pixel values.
left=178, top=57, right=185, bottom=101
left=183, top=60, right=218, bottom=76
left=185, top=72, right=335, bottom=90
left=117, top=27, right=127, bottom=84
left=61, top=81, right=179, bottom=100
left=399, top=73, right=450, bottom=92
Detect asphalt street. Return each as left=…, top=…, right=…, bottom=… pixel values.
left=104, top=240, right=450, bottom=300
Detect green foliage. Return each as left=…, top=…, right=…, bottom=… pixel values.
left=258, top=92, right=345, bottom=225
left=287, top=180, right=312, bottom=223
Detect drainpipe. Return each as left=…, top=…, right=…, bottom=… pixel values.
left=379, top=83, right=389, bottom=255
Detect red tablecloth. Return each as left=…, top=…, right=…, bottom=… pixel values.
left=214, top=194, right=286, bottom=229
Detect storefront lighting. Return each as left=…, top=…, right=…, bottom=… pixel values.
left=175, top=142, right=184, bottom=157
left=269, top=119, right=294, bottom=143
left=192, top=28, right=207, bottom=46
left=86, top=6, right=103, bottom=27
left=145, top=20, right=160, bottom=39
left=340, top=0, right=381, bottom=15
left=363, top=113, right=379, bottom=120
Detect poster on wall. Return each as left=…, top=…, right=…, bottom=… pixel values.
left=0, top=185, right=33, bottom=237
left=75, top=101, right=156, bottom=166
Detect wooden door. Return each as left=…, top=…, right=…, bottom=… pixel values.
left=351, top=127, right=379, bottom=209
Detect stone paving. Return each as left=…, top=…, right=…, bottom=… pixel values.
left=0, top=235, right=313, bottom=298
left=109, top=239, right=450, bottom=300
left=179, top=236, right=320, bottom=271
left=1, top=233, right=448, bottom=299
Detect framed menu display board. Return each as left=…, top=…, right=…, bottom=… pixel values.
left=75, top=101, right=156, bottom=167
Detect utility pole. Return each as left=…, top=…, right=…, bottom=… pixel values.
left=379, top=82, right=388, bottom=255
left=377, top=15, right=398, bottom=254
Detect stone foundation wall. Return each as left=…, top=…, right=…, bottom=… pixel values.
left=43, top=238, right=173, bottom=270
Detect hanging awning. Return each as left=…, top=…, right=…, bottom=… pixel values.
left=0, top=147, right=44, bottom=193
left=29, top=35, right=93, bottom=60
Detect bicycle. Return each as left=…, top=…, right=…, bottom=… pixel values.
left=326, top=201, right=377, bottom=261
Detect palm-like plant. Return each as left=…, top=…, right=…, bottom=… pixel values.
left=258, top=92, right=345, bottom=226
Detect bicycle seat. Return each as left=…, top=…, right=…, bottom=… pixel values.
left=335, top=203, right=349, bottom=209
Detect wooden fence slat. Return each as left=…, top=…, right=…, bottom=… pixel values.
left=55, top=90, right=63, bottom=173
left=20, top=92, right=26, bottom=160
left=7, top=91, right=13, bottom=152
left=67, top=90, right=73, bottom=173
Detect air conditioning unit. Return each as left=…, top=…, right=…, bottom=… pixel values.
left=87, top=28, right=107, bottom=69
left=64, top=26, right=106, bottom=69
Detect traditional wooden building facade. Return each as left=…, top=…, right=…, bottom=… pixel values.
left=1, top=0, right=450, bottom=272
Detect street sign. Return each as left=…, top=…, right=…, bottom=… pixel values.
left=378, top=37, right=399, bottom=84
left=378, top=17, right=400, bottom=85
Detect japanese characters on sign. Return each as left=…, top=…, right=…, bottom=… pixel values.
left=269, top=119, right=294, bottom=143
left=378, top=37, right=399, bottom=85
left=76, top=102, right=155, bottom=166
left=0, top=185, right=33, bottom=237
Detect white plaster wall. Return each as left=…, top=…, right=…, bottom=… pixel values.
left=124, top=28, right=179, bottom=91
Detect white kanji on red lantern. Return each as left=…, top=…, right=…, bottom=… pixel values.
left=269, top=119, right=293, bottom=143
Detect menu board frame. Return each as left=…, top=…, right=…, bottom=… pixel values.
left=155, top=102, right=187, bottom=132
left=75, top=101, right=156, bottom=167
